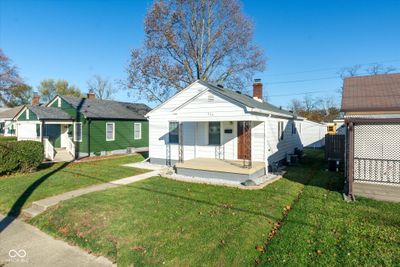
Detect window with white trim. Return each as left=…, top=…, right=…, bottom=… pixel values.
left=278, top=121, right=284, bottom=140
left=106, top=122, right=115, bottom=141
left=134, top=123, right=142, bottom=140
left=74, top=122, right=82, bottom=142
left=58, top=98, right=61, bottom=107
left=26, top=110, right=29, bottom=120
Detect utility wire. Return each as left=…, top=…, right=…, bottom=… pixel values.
left=265, top=59, right=400, bottom=77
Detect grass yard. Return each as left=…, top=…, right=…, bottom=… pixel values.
left=0, top=154, right=147, bottom=215
left=0, top=136, right=17, bottom=142
left=30, top=150, right=400, bottom=266
left=261, top=158, right=400, bottom=266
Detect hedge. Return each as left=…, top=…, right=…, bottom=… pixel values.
left=0, top=141, right=44, bottom=175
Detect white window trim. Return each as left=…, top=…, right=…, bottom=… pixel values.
left=73, top=122, right=82, bottom=142
left=134, top=123, right=142, bottom=140
left=26, top=110, right=29, bottom=120
left=106, top=122, right=115, bottom=141
left=58, top=98, right=61, bottom=107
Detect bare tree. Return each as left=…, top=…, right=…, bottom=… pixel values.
left=365, top=63, right=396, bottom=75
left=87, top=75, right=116, bottom=100
left=338, top=64, right=362, bottom=80
left=127, top=0, right=266, bottom=103
left=0, top=49, right=25, bottom=106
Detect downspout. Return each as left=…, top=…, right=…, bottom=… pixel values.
left=88, top=119, right=91, bottom=158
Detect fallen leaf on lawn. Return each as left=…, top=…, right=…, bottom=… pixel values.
left=220, top=240, right=226, bottom=245
left=254, top=257, right=261, bottom=264
left=255, top=245, right=265, bottom=252
left=315, top=249, right=322, bottom=254
left=132, top=246, right=146, bottom=252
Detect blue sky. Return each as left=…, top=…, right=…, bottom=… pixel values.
left=1, top=0, right=399, bottom=108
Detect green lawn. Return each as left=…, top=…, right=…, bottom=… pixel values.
left=261, top=156, right=400, bottom=266
left=0, top=136, right=17, bottom=142
left=0, top=154, right=147, bottom=215
left=30, top=151, right=400, bottom=266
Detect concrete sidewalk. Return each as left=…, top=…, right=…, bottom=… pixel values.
left=0, top=214, right=114, bottom=267
left=23, top=170, right=160, bottom=218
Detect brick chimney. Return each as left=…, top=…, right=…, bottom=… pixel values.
left=31, top=92, right=40, bottom=106
left=87, top=90, right=96, bottom=99
left=253, top=79, right=263, bottom=101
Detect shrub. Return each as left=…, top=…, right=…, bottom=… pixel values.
left=0, top=141, right=44, bottom=175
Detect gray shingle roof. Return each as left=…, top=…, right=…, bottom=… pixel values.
left=198, top=80, right=295, bottom=117
left=60, top=96, right=151, bottom=120
left=29, top=106, right=72, bottom=120
left=0, top=106, right=24, bottom=119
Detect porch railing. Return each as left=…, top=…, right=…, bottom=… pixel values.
left=43, top=137, right=55, bottom=161
left=354, top=157, right=400, bottom=184
left=66, top=137, right=75, bottom=159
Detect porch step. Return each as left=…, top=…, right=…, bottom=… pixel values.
left=53, top=148, right=74, bottom=162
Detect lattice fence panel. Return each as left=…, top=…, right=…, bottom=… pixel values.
left=354, top=122, right=400, bottom=184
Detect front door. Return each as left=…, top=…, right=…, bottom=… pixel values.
left=45, top=124, right=61, bottom=148
left=237, top=121, right=251, bottom=160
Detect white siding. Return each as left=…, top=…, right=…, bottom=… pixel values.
left=299, top=120, right=326, bottom=148
left=16, top=121, right=39, bottom=140
left=265, top=117, right=303, bottom=166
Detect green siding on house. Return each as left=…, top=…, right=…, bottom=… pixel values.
left=89, top=120, right=149, bottom=154
left=17, top=109, right=38, bottom=121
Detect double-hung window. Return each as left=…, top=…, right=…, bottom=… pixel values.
left=169, top=122, right=179, bottom=144
left=208, top=122, right=221, bottom=145
left=74, top=122, right=82, bottom=142
left=134, top=123, right=142, bottom=140
left=106, top=122, right=115, bottom=141
left=278, top=121, right=284, bottom=141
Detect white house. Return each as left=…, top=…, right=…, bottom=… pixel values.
left=0, top=106, right=24, bottom=136
left=146, top=79, right=326, bottom=182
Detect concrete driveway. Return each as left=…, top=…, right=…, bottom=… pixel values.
left=0, top=214, right=114, bottom=267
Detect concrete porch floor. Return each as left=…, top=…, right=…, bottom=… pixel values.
left=175, top=158, right=266, bottom=182
left=175, top=158, right=265, bottom=174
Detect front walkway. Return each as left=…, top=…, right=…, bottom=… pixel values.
left=0, top=214, right=114, bottom=267
left=23, top=169, right=160, bottom=218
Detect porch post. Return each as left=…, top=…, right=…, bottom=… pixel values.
left=348, top=122, right=355, bottom=199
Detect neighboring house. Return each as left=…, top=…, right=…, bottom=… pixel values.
left=14, top=92, right=151, bottom=161
left=0, top=106, right=24, bottom=136
left=342, top=73, right=400, bottom=202
left=326, top=119, right=345, bottom=135
left=147, top=79, right=326, bottom=182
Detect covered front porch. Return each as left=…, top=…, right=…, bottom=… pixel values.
left=17, top=120, right=75, bottom=161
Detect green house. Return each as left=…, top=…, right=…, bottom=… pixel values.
left=14, top=94, right=151, bottom=161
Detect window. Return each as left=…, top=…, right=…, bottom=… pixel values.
left=74, top=122, right=82, bottom=142
left=36, top=124, right=41, bottom=137
left=278, top=121, right=284, bottom=140
left=169, top=122, right=179, bottom=144
left=26, top=110, right=29, bottom=120
left=58, top=98, right=61, bottom=107
left=208, top=122, right=221, bottom=145
left=291, top=122, right=297, bottom=135
left=134, top=123, right=142, bottom=140
left=106, top=122, right=115, bottom=141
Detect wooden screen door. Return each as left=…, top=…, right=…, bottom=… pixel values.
left=237, top=121, right=251, bottom=160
